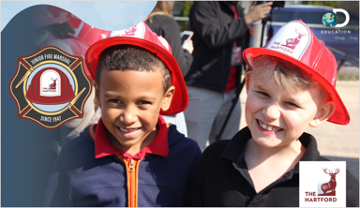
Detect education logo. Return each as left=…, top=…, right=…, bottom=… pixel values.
left=322, top=9, right=350, bottom=28
left=299, top=161, right=346, bottom=207
left=321, top=8, right=351, bottom=35
left=9, top=46, right=92, bottom=129
left=322, top=13, right=337, bottom=27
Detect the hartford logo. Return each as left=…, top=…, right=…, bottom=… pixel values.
left=266, top=21, right=310, bottom=61
left=318, top=168, right=340, bottom=196
left=321, top=8, right=351, bottom=35
left=281, top=29, right=307, bottom=50
left=299, top=161, right=346, bottom=207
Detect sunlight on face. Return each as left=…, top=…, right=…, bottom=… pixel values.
left=94, top=69, right=172, bottom=154
left=245, top=65, right=325, bottom=149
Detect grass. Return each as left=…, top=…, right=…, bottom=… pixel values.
left=337, top=71, right=359, bottom=81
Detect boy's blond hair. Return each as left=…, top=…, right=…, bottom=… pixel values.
left=250, top=55, right=316, bottom=91
left=243, top=20, right=349, bottom=125
left=249, top=55, right=332, bottom=104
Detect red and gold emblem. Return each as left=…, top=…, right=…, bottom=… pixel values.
left=9, top=46, right=92, bottom=129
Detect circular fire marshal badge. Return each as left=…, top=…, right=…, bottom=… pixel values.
left=9, top=46, right=92, bottom=129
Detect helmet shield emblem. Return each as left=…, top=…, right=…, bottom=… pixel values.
left=9, top=46, right=92, bottom=129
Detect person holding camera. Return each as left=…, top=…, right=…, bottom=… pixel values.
left=184, top=1, right=272, bottom=151
left=144, top=1, right=194, bottom=137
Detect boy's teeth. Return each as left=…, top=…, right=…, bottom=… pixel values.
left=120, top=128, right=137, bottom=132
left=259, top=121, right=281, bottom=132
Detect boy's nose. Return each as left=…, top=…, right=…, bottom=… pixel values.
left=120, top=107, right=137, bottom=125
left=263, top=105, right=280, bottom=120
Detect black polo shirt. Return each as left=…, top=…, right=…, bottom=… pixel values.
left=191, top=127, right=359, bottom=207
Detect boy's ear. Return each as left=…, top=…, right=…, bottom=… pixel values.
left=161, top=86, right=175, bottom=111
left=93, top=81, right=101, bottom=107
left=309, top=101, right=336, bottom=127
left=245, top=71, right=253, bottom=93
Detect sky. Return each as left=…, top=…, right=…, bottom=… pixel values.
left=1, top=1, right=157, bottom=31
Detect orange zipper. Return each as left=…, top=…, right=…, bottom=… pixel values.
left=117, top=154, right=143, bottom=207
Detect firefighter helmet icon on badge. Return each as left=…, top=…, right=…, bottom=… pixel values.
left=26, top=68, right=75, bottom=105
left=9, top=46, right=92, bottom=129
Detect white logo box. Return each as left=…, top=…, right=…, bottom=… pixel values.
left=299, top=161, right=346, bottom=207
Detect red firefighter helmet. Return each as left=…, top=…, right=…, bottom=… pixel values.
left=85, top=21, right=188, bottom=115
left=73, top=22, right=111, bottom=46
left=243, top=20, right=350, bottom=125
left=26, top=68, right=75, bottom=105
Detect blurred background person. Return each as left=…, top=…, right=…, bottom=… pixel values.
left=184, top=1, right=273, bottom=151
left=145, top=1, right=193, bottom=76
left=145, top=1, right=194, bottom=136
left=40, top=5, right=107, bottom=148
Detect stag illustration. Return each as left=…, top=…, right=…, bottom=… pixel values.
left=281, top=29, right=307, bottom=49
left=321, top=168, right=340, bottom=194
left=125, top=25, right=137, bottom=36
left=49, top=78, right=57, bottom=89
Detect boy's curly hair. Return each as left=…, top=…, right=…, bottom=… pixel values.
left=95, top=45, right=172, bottom=94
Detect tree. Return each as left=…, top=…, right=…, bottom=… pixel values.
left=301, top=1, right=339, bottom=8
left=177, top=1, right=194, bottom=31
left=179, top=1, right=194, bottom=17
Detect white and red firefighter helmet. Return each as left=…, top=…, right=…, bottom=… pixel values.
left=243, top=20, right=350, bottom=125
left=85, top=21, right=187, bottom=115
left=26, top=67, right=75, bottom=105
left=73, top=22, right=111, bottom=46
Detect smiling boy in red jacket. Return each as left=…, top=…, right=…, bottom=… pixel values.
left=42, top=22, right=201, bottom=207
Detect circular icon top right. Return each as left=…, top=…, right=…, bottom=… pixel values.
left=322, top=12, right=337, bottom=27
left=322, top=8, right=350, bottom=28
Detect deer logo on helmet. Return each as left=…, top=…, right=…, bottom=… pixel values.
left=281, top=29, right=307, bottom=50
left=125, top=25, right=137, bottom=36
left=49, top=77, right=57, bottom=89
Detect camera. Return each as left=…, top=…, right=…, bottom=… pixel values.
left=256, top=1, right=285, bottom=9
left=255, top=1, right=285, bottom=47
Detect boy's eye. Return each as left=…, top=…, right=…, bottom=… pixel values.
left=137, top=101, right=151, bottom=105
left=256, top=91, right=269, bottom=97
left=109, top=99, right=122, bottom=104
left=286, top=101, right=300, bottom=108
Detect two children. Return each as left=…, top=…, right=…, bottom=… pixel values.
left=191, top=20, right=359, bottom=206
left=42, top=22, right=201, bottom=206
left=43, top=19, right=358, bottom=207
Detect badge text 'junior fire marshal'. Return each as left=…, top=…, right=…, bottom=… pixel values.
left=10, top=46, right=92, bottom=129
